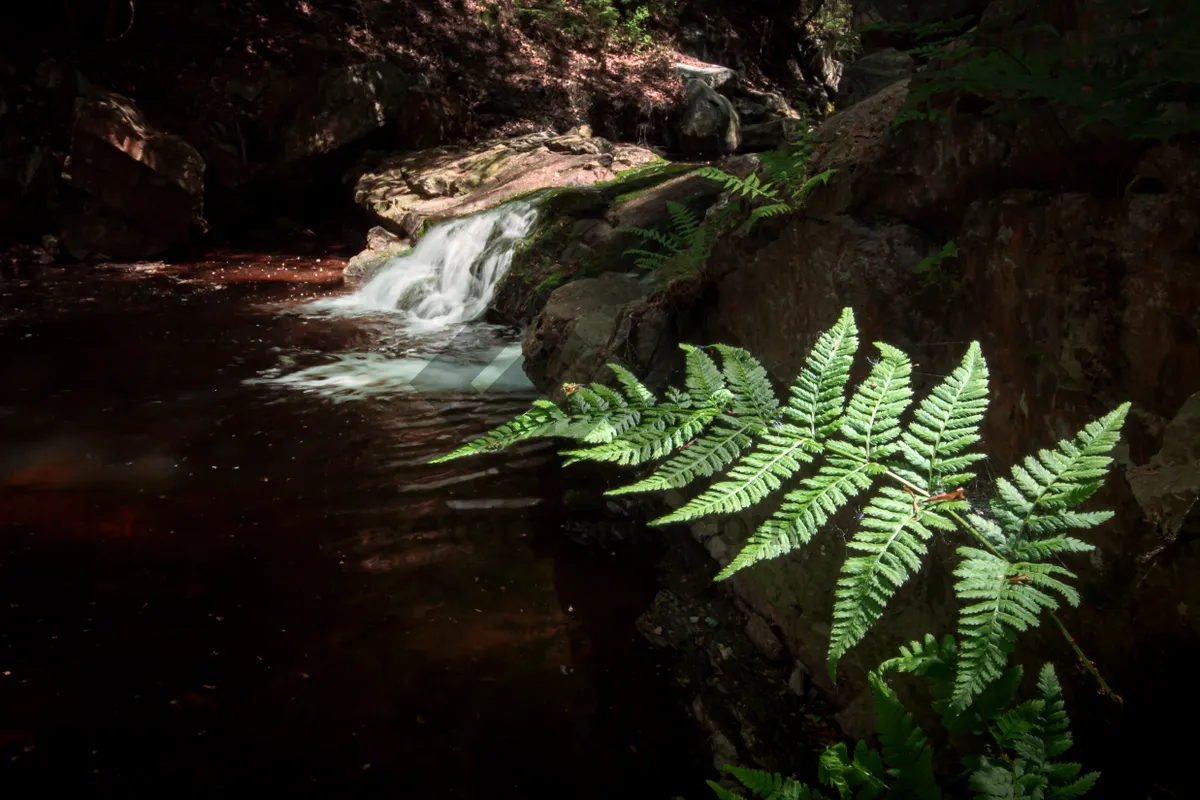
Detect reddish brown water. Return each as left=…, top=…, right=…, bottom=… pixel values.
left=0, top=261, right=707, bottom=796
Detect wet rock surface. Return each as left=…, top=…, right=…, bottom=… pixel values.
left=342, top=226, right=410, bottom=284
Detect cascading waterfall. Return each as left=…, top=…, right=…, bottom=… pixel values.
left=253, top=200, right=541, bottom=401
left=313, top=200, right=539, bottom=329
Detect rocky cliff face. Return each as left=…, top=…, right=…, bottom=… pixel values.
left=700, top=51, right=1198, bottom=800
left=515, top=3, right=1199, bottom=793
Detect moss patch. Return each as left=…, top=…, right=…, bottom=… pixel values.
left=598, top=161, right=698, bottom=204
left=490, top=160, right=709, bottom=324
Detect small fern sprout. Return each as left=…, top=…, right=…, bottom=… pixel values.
left=618, top=201, right=716, bottom=283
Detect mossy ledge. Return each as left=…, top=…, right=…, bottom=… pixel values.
left=489, top=161, right=702, bottom=325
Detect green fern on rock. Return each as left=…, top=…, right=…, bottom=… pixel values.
left=619, top=200, right=716, bottom=283
left=713, top=636, right=1098, bottom=800
left=965, top=663, right=1100, bottom=799
left=709, top=765, right=823, bottom=800
left=431, top=308, right=1129, bottom=713
left=696, top=129, right=837, bottom=230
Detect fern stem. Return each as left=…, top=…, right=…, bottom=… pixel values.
left=1048, top=611, right=1123, bottom=705
left=883, top=468, right=928, bottom=498
left=948, top=509, right=1006, bottom=560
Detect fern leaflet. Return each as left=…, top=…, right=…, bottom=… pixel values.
left=899, top=341, right=990, bottom=492
left=967, top=664, right=1100, bottom=799
left=869, top=672, right=941, bottom=800
left=839, top=343, right=914, bottom=463
left=785, top=307, right=859, bottom=438
left=610, top=415, right=757, bottom=494
left=429, top=399, right=568, bottom=463
left=711, top=344, right=779, bottom=425
left=655, top=311, right=856, bottom=525
left=714, top=458, right=873, bottom=579
left=827, top=486, right=952, bottom=674
left=952, top=549, right=1080, bottom=709
left=989, top=404, right=1129, bottom=552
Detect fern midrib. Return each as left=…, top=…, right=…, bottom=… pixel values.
left=1012, top=444, right=1098, bottom=542
left=806, top=331, right=849, bottom=439
left=924, top=367, right=974, bottom=490
left=695, top=436, right=816, bottom=517
left=864, top=361, right=903, bottom=462
left=863, top=516, right=917, bottom=589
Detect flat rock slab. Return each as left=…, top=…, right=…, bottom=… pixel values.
left=354, top=130, right=659, bottom=237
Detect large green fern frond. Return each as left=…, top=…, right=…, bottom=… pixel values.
left=900, top=341, right=990, bottom=492
left=952, top=549, right=1080, bottom=709
left=827, top=486, right=951, bottom=673
left=990, top=404, right=1129, bottom=548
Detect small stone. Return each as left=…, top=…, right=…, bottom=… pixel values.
left=745, top=613, right=786, bottom=662
left=788, top=663, right=809, bottom=696
left=705, top=535, right=729, bottom=562
left=708, top=730, right=739, bottom=771
left=690, top=520, right=719, bottom=543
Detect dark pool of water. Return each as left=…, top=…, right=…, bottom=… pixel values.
left=0, top=261, right=708, bottom=797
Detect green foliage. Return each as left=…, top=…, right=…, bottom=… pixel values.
left=514, top=0, right=674, bottom=48
left=911, top=241, right=959, bottom=282
left=432, top=307, right=1124, bottom=797
left=432, top=308, right=1128, bottom=715
left=533, top=271, right=567, bottom=292
left=712, top=642, right=1096, bottom=799
left=618, top=200, right=717, bottom=284
left=696, top=130, right=836, bottom=231
left=802, top=0, right=861, bottom=62
left=613, top=125, right=832, bottom=287
left=710, top=764, right=823, bottom=800
left=891, top=0, right=1200, bottom=141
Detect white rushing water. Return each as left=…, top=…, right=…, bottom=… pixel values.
left=308, top=200, right=539, bottom=330
left=251, top=201, right=540, bottom=401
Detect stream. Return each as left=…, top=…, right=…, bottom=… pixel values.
left=0, top=209, right=706, bottom=796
